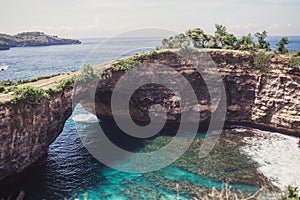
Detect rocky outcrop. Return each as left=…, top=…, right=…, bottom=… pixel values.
left=0, top=50, right=299, bottom=185
left=0, top=32, right=81, bottom=50
left=0, top=41, right=9, bottom=50
left=0, top=85, right=73, bottom=183
left=94, top=50, right=300, bottom=135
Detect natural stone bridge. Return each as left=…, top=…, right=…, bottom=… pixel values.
left=0, top=50, right=299, bottom=185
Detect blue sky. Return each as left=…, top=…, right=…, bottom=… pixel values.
left=1, top=0, right=299, bottom=38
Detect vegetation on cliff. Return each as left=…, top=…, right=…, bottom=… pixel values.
left=161, top=24, right=291, bottom=54
left=12, top=86, right=50, bottom=104
left=0, top=74, right=76, bottom=105
left=253, top=52, right=272, bottom=72
left=0, top=32, right=81, bottom=49
left=277, top=37, right=290, bottom=54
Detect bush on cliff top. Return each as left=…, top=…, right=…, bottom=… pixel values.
left=76, top=64, right=99, bottom=83
left=112, top=57, right=140, bottom=71
left=12, top=86, right=49, bottom=104
left=253, top=51, right=272, bottom=72
left=289, top=57, right=300, bottom=67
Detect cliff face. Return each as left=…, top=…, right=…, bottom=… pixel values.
left=0, top=85, right=73, bottom=183
left=95, top=51, right=300, bottom=135
left=0, top=50, right=299, bottom=184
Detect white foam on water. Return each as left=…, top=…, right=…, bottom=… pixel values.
left=239, top=128, right=300, bottom=191
left=0, top=65, right=8, bottom=71
left=72, top=113, right=99, bottom=123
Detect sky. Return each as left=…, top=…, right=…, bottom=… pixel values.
left=0, top=0, right=299, bottom=39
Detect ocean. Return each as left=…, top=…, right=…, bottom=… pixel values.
left=0, top=36, right=300, bottom=82
left=0, top=36, right=300, bottom=199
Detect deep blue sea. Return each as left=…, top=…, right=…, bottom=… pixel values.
left=0, top=36, right=299, bottom=82
left=0, top=36, right=300, bottom=199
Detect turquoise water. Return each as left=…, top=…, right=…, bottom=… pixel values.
left=13, top=108, right=265, bottom=200
left=0, top=105, right=262, bottom=199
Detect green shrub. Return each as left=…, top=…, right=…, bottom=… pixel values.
left=289, top=57, right=300, bottom=67
left=147, top=50, right=159, bottom=59
left=3, top=86, right=18, bottom=94
left=237, top=34, right=256, bottom=51
left=12, top=86, right=49, bottom=104
left=49, top=76, right=76, bottom=93
left=253, top=51, right=272, bottom=72
left=254, top=31, right=271, bottom=50
left=280, top=186, right=299, bottom=200
left=76, top=64, right=98, bottom=83
left=0, top=79, right=15, bottom=87
left=277, top=37, right=290, bottom=54
left=112, top=57, right=140, bottom=71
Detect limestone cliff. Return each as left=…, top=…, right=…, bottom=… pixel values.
left=0, top=85, right=73, bottom=183
left=94, top=50, right=300, bottom=135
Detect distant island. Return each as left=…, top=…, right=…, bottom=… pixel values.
left=0, top=32, right=81, bottom=50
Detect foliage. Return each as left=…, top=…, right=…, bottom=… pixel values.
left=12, top=86, right=49, bottom=104
left=289, top=51, right=300, bottom=57
left=49, top=76, right=76, bottom=93
left=289, top=57, right=300, bottom=67
left=160, top=25, right=294, bottom=54
left=186, top=28, right=209, bottom=48
left=178, top=45, right=198, bottom=56
left=147, top=50, right=159, bottom=59
left=255, top=31, right=271, bottom=50
left=277, top=37, right=290, bottom=54
left=14, top=31, right=45, bottom=38
left=214, top=24, right=228, bottom=48
left=223, top=34, right=238, bottom=49
left=237, top=34, right=256, bottom=51
left=76, top=64, right=98, bottom=83
left=162, top=33, right=190, bottom=49
left=112, top=57, right=140, bottom=71
left=253, top=51, right=272, bottom=72
left=280, top=186, right=299, bottom=200
left=0, top=79, right=16, bottom=87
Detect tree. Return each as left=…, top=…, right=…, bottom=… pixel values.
left=254, top=31, right=270, bottom=50
left=276, top=37, right=290, bottom=54
left=215, top=24, right=227, bottom=37
left=237, top=34, right=256, bottom=51
left=223, top=34, right=238, bottom=49
left=214, top=24, right=228, bottom=48
left=161, top=38, right=169, bottom=49
left=161, top=34, right=190, bottom=49
left=186, top=28, right=209, bottom=48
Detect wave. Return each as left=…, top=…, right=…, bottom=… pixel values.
left=0, top=65, right=8, bottom=71
left=72, top=113, right=100, bottom=123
